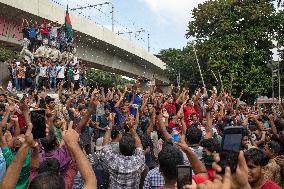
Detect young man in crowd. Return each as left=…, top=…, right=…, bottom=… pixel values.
left=101, top=112, right=145, bottom=189
left=245, top=148, right=281, bottom=189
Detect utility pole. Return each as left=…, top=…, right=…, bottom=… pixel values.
left=193, top=44, right=205, bottom=88
left=111, top=4, right=114, bottom=32
left=147, top=32, right=150, bottom=52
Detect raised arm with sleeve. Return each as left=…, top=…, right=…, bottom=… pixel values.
left=140, top=94, right=149, bottom=114
left=146, top=109, right=156, bottom=136
left=158, top=114, right=172, bottom=141
left=63, top=127, right=97, bottom=189
left=102, top=113, right=115, bottom=146
left=130, top=127, right=143, bottom=149
left=75, top=91, right=99, bottom=134
left=115, top=87, right=127, bottom=108
left=0, top=124, right=34, bottom=189
left=116, top=85, right=122, bottom=98
left=204, top=111, right=213, bottom=139
left=269, top=113, right=278, bottom=135
left=174, top=141, right=207, bottom=178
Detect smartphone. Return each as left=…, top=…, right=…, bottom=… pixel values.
left=177, top=165, right=192, bottom=189
left=31, top=109, right=46, bottom=139
left=219, top=126, right=244, bottom=173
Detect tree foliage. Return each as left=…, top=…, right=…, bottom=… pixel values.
left=0, top=47, right=18, bottom=62
left=186, top=0, right=281, bottom=96
left=161, top=0, right=284, bottom=97
left=87, top=69, right=134, bottom=89
left=158, top=44, right=214, bottom=90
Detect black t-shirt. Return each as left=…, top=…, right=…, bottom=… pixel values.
left=25, top=67, right=36, bottom=78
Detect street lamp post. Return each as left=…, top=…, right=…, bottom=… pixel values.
left=111, top=4, right=114, bottom=32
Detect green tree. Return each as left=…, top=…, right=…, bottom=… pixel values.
left=0, top=47, right=18, bottom=62
left=158, top=43, right=215, bottom=90
left=186, top=0, right=279, bottom=96
left=87, top=69, right=134, bottom=89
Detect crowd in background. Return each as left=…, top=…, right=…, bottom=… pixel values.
left=5, top=57, right=87, bottom=93
left=0, top=78, right=283, bottom=189
left=2, top=17, right=86, bottom=93
left=21, top=18, right=72, bottom=53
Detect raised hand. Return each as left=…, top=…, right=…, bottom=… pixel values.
left=10, top=115, right=19, bottom=123
left=212, top=151, right=250, bottom=189
left=62, top=121, right=79, bottom=146
left=89, top=89, right=100, bottom=109
left=24, top=123, right=37, bottom=147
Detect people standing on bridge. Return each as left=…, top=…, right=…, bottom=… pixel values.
left=41, top=19, right=49, bottom=40
left=49, top=22, right=60, bottom=43
left=56, top=62, right=65, bottom=89
left=48, top=61, right=57, bottom=91
left=38, top=59, right=48, bottom=90
left=73, top=64, right=80, bottom=91
left=79, top=64, right=87, bottom=87
left=15, top=61, right=26, bottom=91
left=27, top=22, right=38, bottom=52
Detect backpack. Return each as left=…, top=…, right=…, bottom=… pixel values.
left=92, top=152, right=110, bottom=189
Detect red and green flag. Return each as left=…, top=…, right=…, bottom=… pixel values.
left=65, top=5, right=73, bottom=41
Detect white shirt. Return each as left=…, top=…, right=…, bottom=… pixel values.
left=73, top=69, right=80, bottom=81
left=39, top=66, right=47, bottom=77
left=57, top=66, right=65, bottom=79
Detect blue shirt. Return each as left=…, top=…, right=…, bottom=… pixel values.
left=28, top=28, right=37, bottom=39
left=143, top=167, right=165, bottom=189
left=0, top=148, right=6, bottom=182
left=130, top=94, right=141, bottom=116
left=113, top=107, right=126, bottom=127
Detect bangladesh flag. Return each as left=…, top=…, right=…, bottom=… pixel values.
left=65, top=5, right=73, bottom=42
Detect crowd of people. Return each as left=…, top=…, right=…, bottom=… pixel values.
left=0, top=77, right=283, bottom=189
left=3, top=17, right=86, bottom=93
left=21, top=18, right=72, bottom=53
left=5, top=57, right=87, bottom=93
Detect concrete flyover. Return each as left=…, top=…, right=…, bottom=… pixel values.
left=0, top=0, right=169, bottom=84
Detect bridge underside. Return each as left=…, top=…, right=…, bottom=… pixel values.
left=0, top=2, right=169, bottom=85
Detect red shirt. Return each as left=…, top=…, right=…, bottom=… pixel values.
left=163, top=102, right=177, bottom=115
left=168, top=121, right=182, bottom=133
left=194, top=104, right=203, bottom=122
left=14, top=112, right=26, bottom=129
left=184, top=106, right=196, bottom=127
left=206, top=168, right=215, bottom=181
left=260, top=180, right=281, bottom=189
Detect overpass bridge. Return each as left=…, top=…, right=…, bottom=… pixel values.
left=0, top=0, right=169, bottom=84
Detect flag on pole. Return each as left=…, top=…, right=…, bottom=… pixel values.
left=65, top=5, right=73, bottom=42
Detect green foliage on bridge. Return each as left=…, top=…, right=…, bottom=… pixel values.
left=160, top=0, right=284, bottom=98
